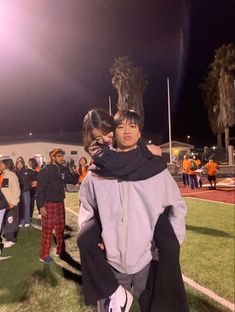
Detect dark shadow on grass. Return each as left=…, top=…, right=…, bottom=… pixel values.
left=59, top=251, right=81, bottom=271
left=62, top=267, right=83, bottom=285
left=186, top=225, right=232, bottom=238
left=31, top=266, right=59, bottom=287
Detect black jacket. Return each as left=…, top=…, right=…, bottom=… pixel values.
left=36, top=163, right=77, bottom=209
left=92, top=138, right=167, bottom=181
left=16, top=168, right=34, bottom=192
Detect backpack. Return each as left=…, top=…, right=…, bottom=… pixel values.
left=190, top=161, right=197, bottom=171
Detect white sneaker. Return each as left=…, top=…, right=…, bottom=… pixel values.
left=25, top=224, right=30, bottom=227
left=0, top=256, right=12, bottom=261
left=108, top=286, right=133, bottom=312
left=4, top=241, right=16, bottom=248
left=18, top=224, right=23, bottom=228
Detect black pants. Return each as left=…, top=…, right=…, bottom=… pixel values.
left=77, top=214, right=189, bottom=311
left=30, top=189, right=36, bottom=219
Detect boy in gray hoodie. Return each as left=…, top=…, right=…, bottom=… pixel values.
left=78, top=110, right=188, bottom=312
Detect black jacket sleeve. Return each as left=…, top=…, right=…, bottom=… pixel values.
left=91, top=138, right=166, bottom=181
left=36, top=167, right=49, bottom=209
left=92, top=138, right=154, bottom=177
left=60, top=166, right=78, bottom=185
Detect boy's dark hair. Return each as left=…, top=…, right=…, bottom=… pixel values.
left=114, top=110, right=143, bottom=132
left=28, top=158, right=39, bottom=170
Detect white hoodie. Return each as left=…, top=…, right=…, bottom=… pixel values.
left=78, top=168, right=187, bottom=274
left=1, top=169, right=20, bottom=206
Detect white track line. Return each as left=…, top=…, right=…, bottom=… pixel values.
left=184, top=196, right=234, bottom=206
left=183, top=275, right=235, bottom=311
left=65, top=206, right=235, bottom=310
left=65, top=206, right=79, bottom=217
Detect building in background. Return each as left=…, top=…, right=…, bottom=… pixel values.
left=0, top=132, right=89, bottom=166
left=160, top=140, right=194, bottom=163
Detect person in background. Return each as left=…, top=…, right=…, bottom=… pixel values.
left=194, top=156, right=203, bottom=187
left=16, top=158, right=34, bottom=227
left=0, top=188, right=8, bottom=255
left=0, top=157, right=20, bottom=248
left=187, top=157, right=198, bottom=189
left=28, top=158, right=40, bottom=219
left=182, top=154, right=190, bottom=187
left=204, top=157, right=219, bottom=190
left=78, top=157, right=89, bottom=185
left=36, top=147, right=77, bottom=264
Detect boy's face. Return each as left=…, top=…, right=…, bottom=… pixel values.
left=115, top=119, right=141, bottom=152
left=52, top=153, right=64, bottom=165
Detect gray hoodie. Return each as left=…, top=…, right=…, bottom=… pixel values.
left=78, top=168, right=187, bottom=274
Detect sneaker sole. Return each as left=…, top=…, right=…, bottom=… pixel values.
left=122, top=290, right=133, bottom=312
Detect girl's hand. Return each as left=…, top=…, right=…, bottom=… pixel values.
left=88, top=141, right=101, bottom=157
left=98, top=242, right=105, bottom=250
left=147, top=144, right=162, bottom=156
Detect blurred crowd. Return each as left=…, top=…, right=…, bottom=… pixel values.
left=0, top=153, right=89, bottom=256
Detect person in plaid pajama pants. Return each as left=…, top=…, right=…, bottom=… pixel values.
left=36, top=148, right=77, bottom=264
left=40, top=201, right=65, bottom=259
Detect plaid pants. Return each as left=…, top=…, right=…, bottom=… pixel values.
left=40, top=201, right=65, bottom=259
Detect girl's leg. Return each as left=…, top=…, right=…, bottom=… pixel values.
left=145, top=213, right=189, bottom=312
left=22, top=191, right=31, bottom=225
left=77, top=218, right=119, bottom=305
left=153, top=213, right=188, bottom=311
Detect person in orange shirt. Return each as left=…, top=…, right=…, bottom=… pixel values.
left=204, top=158, right=219, bottom=190
left=187, top=157, right=198, bottom=189
left=78, top=157, right=89, bottom=185
left=182, top=155, right=190, bottom=187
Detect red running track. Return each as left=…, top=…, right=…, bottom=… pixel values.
left=178, top=177, right=234, bottom=204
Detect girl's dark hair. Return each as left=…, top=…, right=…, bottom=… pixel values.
left=82, top=108, right=114, bottom=152
left=2, top=158, right=16, bottom=172
left=114, top=110, right=143, bottom=132
left=78, top=157, right=88, bottom=175
left=28, top=157, right=38, bottom=170
left=16, top=158, right=26, bottom=170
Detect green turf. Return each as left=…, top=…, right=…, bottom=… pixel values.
left=0, top=195, right=234, bottom=311
left=181, top=198, right=235, bottom=303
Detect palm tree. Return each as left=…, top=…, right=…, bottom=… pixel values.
left=217, top=44, right=235, bottom=148
left=200, top=63, right=223, bottom=147
left=110, top=57, right=148, bottom=126
left=200, top=43, right=235, bottom=148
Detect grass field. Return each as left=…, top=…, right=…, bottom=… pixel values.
left=181, top=198, right=234, bottom=303
left=0, top=193, right=234, bottom=312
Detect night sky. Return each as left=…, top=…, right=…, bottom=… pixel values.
left=0, top=0, right=234, bottom=147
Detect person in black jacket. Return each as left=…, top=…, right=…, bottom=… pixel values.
left=28, top=157, right=40, bottom=219
left=16, top=158, right=34, bottom=227
left=36, top=148, right=77, bottom=264
left=0, top=188, right=8, bottom=254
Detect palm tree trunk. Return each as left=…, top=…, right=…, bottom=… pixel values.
left=217, top=133, right=223, bottom=147
left=224, top=127, right=230, bottom=149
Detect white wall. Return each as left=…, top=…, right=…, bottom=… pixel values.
left=0, top=141, right=90, bottom=165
